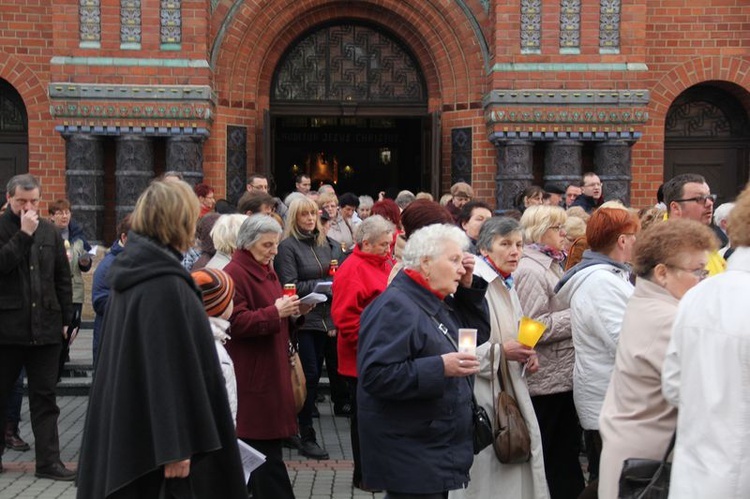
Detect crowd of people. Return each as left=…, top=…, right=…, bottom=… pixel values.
left=1, top=169, right=749, bottom=499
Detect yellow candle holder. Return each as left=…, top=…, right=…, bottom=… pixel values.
left=518, top=316, right=547, bottom=348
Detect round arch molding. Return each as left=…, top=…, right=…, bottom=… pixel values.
left=211, top=0, right=487, bottom=111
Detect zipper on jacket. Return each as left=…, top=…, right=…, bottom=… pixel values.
left=308, top=245, right=329, bottom=332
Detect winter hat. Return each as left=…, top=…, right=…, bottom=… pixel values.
left=191, top=268, right=235, bottom=318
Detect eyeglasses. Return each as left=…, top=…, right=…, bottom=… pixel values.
left=548, top=225, right=565, bottom=232
left=666, top=264, right=709, bottom=281
left=584, top=182, right=602, bottom=188
left=673, top=194, right=717, bottom=205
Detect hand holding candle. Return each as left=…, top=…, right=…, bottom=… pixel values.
left=458, top=329, right=477, bottom=357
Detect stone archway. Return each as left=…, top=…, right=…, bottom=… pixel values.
left=0, top=78, right=29, bottom=192
left=664, top=83, right=750, bottom=203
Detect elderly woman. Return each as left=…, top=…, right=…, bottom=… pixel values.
left=224, top=214, right=311, bottom=498
left=319, top=192, right=354, bottom=252
left=331, top=214, right=395, bottom=491
left=515, top=206, right=584, bottom=499
left=357, top=195, right=374, bottom=220
left=452, top=217, right=550, bottom=499
left=597, top=219, right=716, bottom=499
left=555, top=207, right=640, bottom=483
left=274, top=197, right=338, bottom=460
left=77, top=181, right=246, bottom=498
left=206, top=214, right=248, bottom=270
left=358, top=224, right=479, bottom=497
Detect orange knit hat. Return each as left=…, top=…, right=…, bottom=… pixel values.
left=191, top=268, right=235, bottom=318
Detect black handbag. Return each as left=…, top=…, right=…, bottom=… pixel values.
left=618, top=432, right=675, bottom=499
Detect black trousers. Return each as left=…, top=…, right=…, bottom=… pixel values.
left=342, top=375, right=362, bottom=486
left=582, top=429, right=603, bottom=483
left=0, top=344, right=62, bottom=469
left=242, top=438, right=295, bottom=499
left=531, top=391, right=586, bottom=499
left=385, top=492, right=448, bottom=499
left=325, top=335, right=349, bottom=406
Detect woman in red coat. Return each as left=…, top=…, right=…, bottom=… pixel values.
left=331, top=214, right=396, bottom=491
left=224, top=214, right=311, bottom=498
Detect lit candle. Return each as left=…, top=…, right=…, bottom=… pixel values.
left=458, top=328, right=477, bottom=357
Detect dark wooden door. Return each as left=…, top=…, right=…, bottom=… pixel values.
left=0, top=142, right=28, bottom=191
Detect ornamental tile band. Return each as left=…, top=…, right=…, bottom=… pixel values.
left=484, top=108, right=649, bottom=125
left=482, top=89, right=650, bottom=107
left=50, top=102, right=213, bottom=121
left=49, top=83, right=214, bottom=101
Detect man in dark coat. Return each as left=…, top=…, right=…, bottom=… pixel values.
left=570, top=172, right=604, bottom=213
left=77, top=230, right=247, bottom=498
left=0, top=174, right=74, bottom=480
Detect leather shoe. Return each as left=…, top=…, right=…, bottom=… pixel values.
left=299, top=426, right=329, bottom=460
left=5, top=422, right=31, bottom=451
left=282, top=434, right=302, bottom=450
left=34, top=463, right=76, bottom=481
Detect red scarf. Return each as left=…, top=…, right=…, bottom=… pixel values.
left=403, top=268, right=446, bottom=300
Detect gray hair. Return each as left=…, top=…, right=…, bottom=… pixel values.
left=236, top=213, right=282, bottom=249
left=477, top=217, right=522, bottom=252
left=358, top=195, right=374, bottom=209
left=7, top=174, right=40, bottom=197
left=395, top=190, right=416, bottom=210
left=284, top=192, right=306, bottom=208
left=714, top=202, right=735, bottom=226
left=402, top=224, right=469, bottom=270
left=355, top=215, right=394, bottom=246
left=211, top=214, right=249, bottom=254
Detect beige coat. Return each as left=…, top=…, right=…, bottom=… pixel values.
left=450, top=257, right=549, bottom=499
left=597, top=278, right=679, bottom=499
left=514, top=247, right=574, bottom=396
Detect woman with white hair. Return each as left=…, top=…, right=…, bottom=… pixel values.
left=224, top=214, right=312, bottom=498
left=357, top=224, right=479, bottom=497
left=206, top=214, right=248, bottom=270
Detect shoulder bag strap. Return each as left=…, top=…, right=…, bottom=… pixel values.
left=637, top=431, right=677, bottom=499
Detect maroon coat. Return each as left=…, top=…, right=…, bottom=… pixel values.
left=224, top=249, right=297, bottom=440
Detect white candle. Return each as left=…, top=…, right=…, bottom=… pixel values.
left=458, top=328, right=477, bottom=357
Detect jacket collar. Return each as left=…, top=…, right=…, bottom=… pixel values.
left=352, top=245, right=393, bottom=268
left=727, top=247, right=750, bottom=272
left=633, top=276, right=679, bottom=306
left=391, top=270, right=445, bottom=316
left=522, top=245, right=555, bottom=268
left=232, top=248, right=278, bottom=282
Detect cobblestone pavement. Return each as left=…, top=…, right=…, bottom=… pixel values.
left=0, top=330, right=384, bottom=499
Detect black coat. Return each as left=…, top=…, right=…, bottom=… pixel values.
left=275, top=231, right=336, bottom=332
left=357, top=271, right=474, bottom=494
left=0, top=209, right=72, bottom=345
left=76, top=233, right=246, bottom=499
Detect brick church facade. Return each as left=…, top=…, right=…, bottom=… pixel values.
left=0, top=0, right=748, bottom=242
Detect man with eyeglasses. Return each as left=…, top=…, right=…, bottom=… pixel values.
left=663, top=173, right=725, bottom=275
left=570, top=172, right=604, bottom=214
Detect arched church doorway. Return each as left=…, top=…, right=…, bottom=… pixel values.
left=664, top=83, right=750, bottom=203
left=0, top=79, right=29, bottom=194
left=269, top=22, right=431, bottom=198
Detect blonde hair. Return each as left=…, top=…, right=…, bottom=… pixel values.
left=728, top=183, right=750, bottom=247
left=285, top=197, right=327, bottom=246
left=564, top=215, right=586, bottom=241
left=520, top=205, right=567, bottom=244
left=210, top=214, right=249, bottom=254
left=317, top=192, right=338, bottom=209
left=566, top=206, right=590, bottom=222
left=131, top=180, right=200, bottom=253
left=415, top=192, right=434, bottom=201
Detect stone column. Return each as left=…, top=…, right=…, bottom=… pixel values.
left=65, top=134, right=104, bottom=242
left=595, top=140, right=632, bottom=205
left=544, top=140, right=582, bottom=190
left=116, top=135, right=154, bottom=221
left=494, top=140, right=534, bottom=210
left=166, top=135, right=204, bottom=186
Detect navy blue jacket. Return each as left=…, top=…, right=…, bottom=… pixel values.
left=357, top=271, right=474, bottom=494
left=91, top=238, right=124, bottom=352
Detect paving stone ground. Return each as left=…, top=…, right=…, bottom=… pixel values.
left=0, top=330, right=384, bottom=499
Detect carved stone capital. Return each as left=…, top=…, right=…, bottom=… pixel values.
left=595, top=140, right=632, bottom=204
left=65, top=134, right=104, bottom=242
left=116, top=135, right=154, bottom=219
left=494, top=140, right=534, bottom=210
left=166, top=135, right=204, bottom=186
left=544, top=140, right=582, bottom=188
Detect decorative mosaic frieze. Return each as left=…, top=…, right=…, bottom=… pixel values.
left=50, top=102, right=212, bottom=121
left=520, top=0, right=542, bottom=52
left=483, top=89, right=650, bottom=106
left=599, top=0, right=621, bottom=51
left=485, top=108, right=649, bottom=125
left=79, top=0, right=101, bottom=43
left=160, top=0, right=182, bottom=44
left=49, top=83, right=213, bottom=101
left=226, top=126, right=248, bottom=206
left=560, top=0, right=581, bottom=49
left=121, top=0, right=142, bottom=44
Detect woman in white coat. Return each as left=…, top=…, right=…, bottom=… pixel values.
left=662, top=185, right=750, bottom=498
left=450, top=217, right=549, bottom=499
left=597, top=219, right=716, bottom=499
